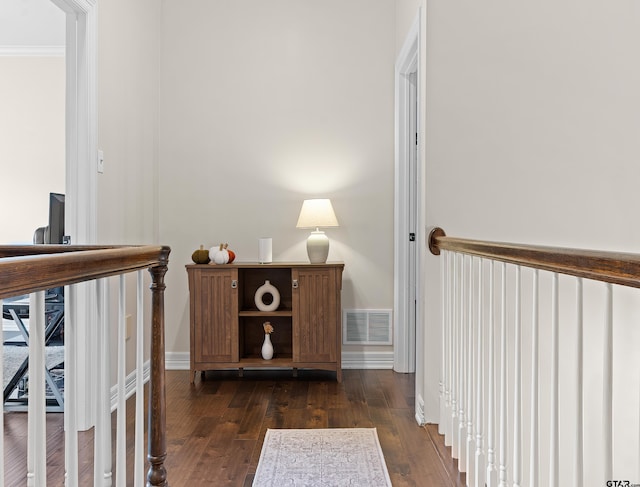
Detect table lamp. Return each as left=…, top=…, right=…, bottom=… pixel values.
left=296, top=199, right=339, bottom=264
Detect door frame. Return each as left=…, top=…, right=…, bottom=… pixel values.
left=51, top=0, right=98, bottom=430
left=394, top=12, right=421, bottom=374
left=50, top=0, right=97, bottom=246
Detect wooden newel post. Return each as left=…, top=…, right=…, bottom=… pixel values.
left=147, top=247, right=171, bottom=487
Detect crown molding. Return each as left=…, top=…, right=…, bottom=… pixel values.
left=51, top=0, right=96, bottom=14
left=0, top=45, right=65, bottom=57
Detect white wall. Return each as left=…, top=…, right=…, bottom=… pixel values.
left=159, top=0, right=396, bottom=359
left=0, top=56, right=65, bottom=244
left=420, top=0, right=640, bottom=483
left=0, top=0, right=65, bottom=47
left=97, top=0, right=160, bottom=245
left=96, top=0, right=161, bottom=374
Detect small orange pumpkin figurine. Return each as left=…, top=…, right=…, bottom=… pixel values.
left=224, top=243, right=236, bottom=263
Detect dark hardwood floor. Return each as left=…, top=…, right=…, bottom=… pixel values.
left=3, top=369, right=466, bottom=486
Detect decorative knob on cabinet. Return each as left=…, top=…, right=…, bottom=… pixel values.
left=292, top=279, right=299, bottom=289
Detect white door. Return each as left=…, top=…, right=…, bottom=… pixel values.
left=393, top=20, right=420, bottom=374
left=407, top=70, right=418, bottom=369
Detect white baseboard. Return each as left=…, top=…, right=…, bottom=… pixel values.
left=415, top=393, right=426, bottom=425
left=340, top=351, right=394, bottom=369
left=163, top=351, right=395, bottom=371
left=110, top=360, right=150, bottom=412
left=165, top=352, right=190, bottom=370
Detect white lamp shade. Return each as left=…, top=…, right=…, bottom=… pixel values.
left=296, top=199, right=339, bottom=229
left=296, top=199, right=339, bottom=264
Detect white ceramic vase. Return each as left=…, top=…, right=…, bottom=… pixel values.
left=261, top=334, right=274, bottom=360
left=254, top=280, right=280, bottom=311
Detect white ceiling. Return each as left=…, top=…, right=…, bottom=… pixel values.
left=0, top=0, right=65, bottom=47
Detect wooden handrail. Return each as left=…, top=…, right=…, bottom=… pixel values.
left=0, top=245, right=170, bottom=299
left=0, top=244, right=124, bottom=258
left=0, top=244, right=171, bottom=486
left=428, top=227, right=640, bottom=289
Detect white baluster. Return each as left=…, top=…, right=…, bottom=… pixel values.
left=498, top=263, right=508, bottom=487
left=27, top=291, right=46, bottom=486
left=458, top=255, right=468, bottom=469
left=603, top=283, right=613, bottom=483
left=575, top=278, right=584, bottom=487
left=440, top=250, right=447, bottom=435
left=549, top=273, right=559, bottom=487
left=475, top=258, right=486, bottom=487
left=513, top=266, right=522, bottom=487
left=135, top=271, right=145, bottom=487
left=529, top=270, right=539, bottom=487
left=451, top=253, right=459, bottom=455
left=95, top=278, right=112, bottom=486
left=65, top=284, right=79, bottom=487
left=445, top=250, right=453, bottom=440
left=467, top=256, right=476, bottom=481
left=116, top=275, right=127, bottom=487
left=94, top=280, right=104, bottom=485
left=486, top=261, right=497, bottom=487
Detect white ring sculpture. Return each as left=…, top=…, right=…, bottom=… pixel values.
left=254, top=280, right=280, bottom=312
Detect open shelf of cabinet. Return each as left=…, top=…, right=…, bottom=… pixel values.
left=186, top=262, right=344, bottom=383
left=238, top=357, right=293, bottom=367
left=238, top=310, right=293, bottom=317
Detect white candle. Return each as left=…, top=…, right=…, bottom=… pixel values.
left=258, top=238, right=272, bottom=264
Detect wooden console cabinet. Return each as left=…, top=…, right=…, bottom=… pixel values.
left=186, top=262, right=344, bottom=382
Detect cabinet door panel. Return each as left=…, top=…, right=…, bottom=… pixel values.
left=193, top=269, right=238, bottom=363
left=292, top=268, right=338, bottom=363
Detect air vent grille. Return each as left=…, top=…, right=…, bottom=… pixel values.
left=343, top=309, right=392, bottom=345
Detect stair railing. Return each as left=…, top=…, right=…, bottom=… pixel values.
left=0, top=244, right=170, bottom=486
left=428, top=227, right=640, bottom=487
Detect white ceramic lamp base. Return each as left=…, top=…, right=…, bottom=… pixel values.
left=306, top=230, right=329, bottom=264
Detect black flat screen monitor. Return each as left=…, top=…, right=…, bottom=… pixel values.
left=47, top=193, right=65, bottom=244
left=45, top=192, right=65, bottom=301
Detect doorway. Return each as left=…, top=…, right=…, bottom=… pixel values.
left=394, top=14, right=420, bottom=374
left=0, top=0, right=66, bottom=244
left=0, top=0, right=97, bottom=427
left=0, top=0, right=66, bottom=411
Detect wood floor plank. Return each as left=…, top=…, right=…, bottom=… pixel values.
left=375, top=418, right=412, bottom=482
left=424, top=422, right=467, bottom=486
left=392, top=411, right=456, bottom=486
left=3, top=369, right=465, bottom=486
left=377, top=369, right=414, bottom=409
left=236, top=381, right=273, bottom=440
left=305, top=378, right=330, bottom=410
left=228, top=380, right=257, bottom=409
left=304, top=379, right=331, bottom=428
